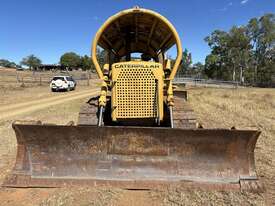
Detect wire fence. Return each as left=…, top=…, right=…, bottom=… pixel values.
left=174, top=77, right=240, bottom=88
left=1, top=69, right=243, bottom=89
left=0, top=69, right=98, bottom=87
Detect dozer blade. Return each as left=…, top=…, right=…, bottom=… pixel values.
left=3, top=123, right=261, bottom=191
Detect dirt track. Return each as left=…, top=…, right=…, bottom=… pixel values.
left=0, top=89, right=98, bottom=120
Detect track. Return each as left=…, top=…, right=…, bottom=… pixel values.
left=0, top=89, right=98, bottom=120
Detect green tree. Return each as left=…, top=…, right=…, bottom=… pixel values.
left=228, top=26, right=252, bottom=83
left=177, top=49, right=192, bottom=76
left=20, top=55, right=42, bottom=70
left=60, top=52, right=81, bottom=69
left=192, top=62, right=206, bottom=78
left=204, top=30, right=231, bottom=80
left=204, top=13, right=275, bottom=86
left=204, top=54, right=220, bottom=79
left=81, top=55, right=93, bottom=71
left=0, top=59, right=17, bottom=68
left=96, top=47, right=106, bottom=68
left=205, top=27, right=252, bottom=83
left=246, top=13, right=275, bottom=85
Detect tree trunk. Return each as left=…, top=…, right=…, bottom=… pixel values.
left=254, top=65, right=258, bottom=86
left=233, top=65, right=236, bottom=81
left=240, top=66, right=244, bottom=85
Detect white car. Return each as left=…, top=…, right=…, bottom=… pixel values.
left=50, top=76, right=76, bottom=92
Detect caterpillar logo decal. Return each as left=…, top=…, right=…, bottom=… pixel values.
left=114, top=64, right=160, bottom=69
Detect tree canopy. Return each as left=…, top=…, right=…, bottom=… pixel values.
left=0, top=59, right=17, bottom=68
left=204, top=13, right=275, bottom=86
left=175, top=49, right=192, bottom=76
left=20, top=55, right=42, bottom=70
left=59, top=51, right=105, bottom=71
left=80, top=55, right=93, bottom=71
left=60, top=52, right=82, bottom=69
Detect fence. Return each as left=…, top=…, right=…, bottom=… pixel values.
left=0, top=69, right=98, bottom=87
left=0, top=69, right=242, bottom=89
left=173, top=77, right=240, bottom=88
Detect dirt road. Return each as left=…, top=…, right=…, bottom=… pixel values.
left=0, top=89, right=98, bottom=120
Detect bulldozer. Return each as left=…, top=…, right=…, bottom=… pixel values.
left=4, top=7, right=262, bottom=191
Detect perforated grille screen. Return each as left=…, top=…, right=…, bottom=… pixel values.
left=116, top=67, right=157, bottom=118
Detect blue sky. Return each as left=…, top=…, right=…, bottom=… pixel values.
left=0, top=0, right=274, bottom=64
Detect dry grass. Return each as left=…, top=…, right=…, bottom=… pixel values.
left=39, top=187, right=121, bottom=206
left=189, top=88, right=275, bottom=130
left=150, top=87, right=275, bottom=205
left=151, top=188, right=265, bottom=206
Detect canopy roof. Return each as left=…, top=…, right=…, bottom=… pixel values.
left=97, top=8, right=177, bottom=58
left=92, top=7, right=182, bottom=79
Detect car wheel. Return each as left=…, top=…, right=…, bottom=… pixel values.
left=51, top=88, right=56, bottom=92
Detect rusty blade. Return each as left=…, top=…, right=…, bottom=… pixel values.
left=3, top=123, right=260, bottom=190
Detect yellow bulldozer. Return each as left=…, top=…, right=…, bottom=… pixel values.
left=4, top=7, right=261, bottom=191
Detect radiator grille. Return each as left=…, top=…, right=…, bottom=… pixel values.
left=116, top=67, right=157, bottom=118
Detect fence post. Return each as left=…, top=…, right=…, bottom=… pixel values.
left=87, top=71, right=90, bottom=86
left=16, top=71, right=20, bottom=83
left=21, top=76, right=25, bottom=87
left=39, top=75, right=42, bottom=86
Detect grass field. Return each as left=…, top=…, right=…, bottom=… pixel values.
left=0, top=71, right=274, bottom=205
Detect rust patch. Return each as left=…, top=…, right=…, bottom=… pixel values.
left=108, top=133, right=168, bottom=155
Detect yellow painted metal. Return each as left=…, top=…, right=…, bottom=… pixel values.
left=111, top=61, right=164, bottom=121
left=91, top=7, right=182, bottom=81
left=98, top=64, right=110, bottom=107
left=167, top=81, right=174, bottom=106
left=165, top=59, right=171, bottom=71
left=91, top=7, right=183, bottom=121
left=99, top=81, right=108, bottom=107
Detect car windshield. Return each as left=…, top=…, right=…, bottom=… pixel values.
left=52, top=77, right=65, bottom=81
